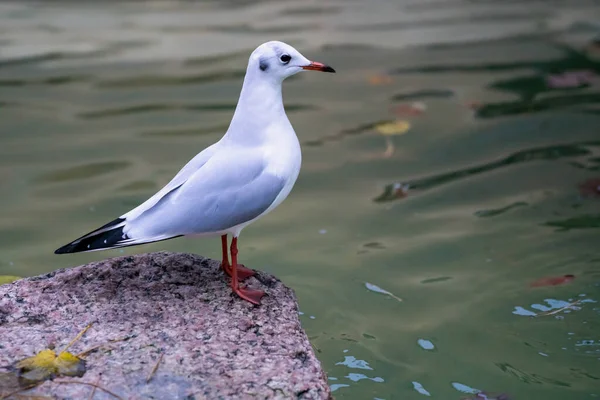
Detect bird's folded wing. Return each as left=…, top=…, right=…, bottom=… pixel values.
left=122, top=142, right=219, bottom=221
left=123, top=150, right=285, bottom=239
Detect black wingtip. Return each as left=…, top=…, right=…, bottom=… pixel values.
left=54, top=242, right=81, bottom=254
left=54, top=246, right=68, bottom=255
left=54, top=218, right=126, bottom=254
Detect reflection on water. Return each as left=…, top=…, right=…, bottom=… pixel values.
left=375, top=141, right=599, bottom=200
left=413, top=381, right=432, bottom=396
left=544, top=214, right=600, bottom=231
left=1, top=0, right=600, bottom=399
left=330, top=352, right=386, bottom=393
left=494, top=363, right=571, bottom=387
left=512, top=296, right=595, bottom=317
left=36, top=161, right=131, bottom=183
left=474, top=202, right=528, bottom=218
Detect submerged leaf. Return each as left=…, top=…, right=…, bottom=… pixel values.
left=529, top=274, right=575, bottom=288
left=0, top=275, right=21, bottom=285
left=375, top=120, right=411, bottom=136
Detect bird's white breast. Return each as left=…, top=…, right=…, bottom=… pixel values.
left=226, top=123, right=301, bottom=236
left=261, top=122, right=302, bottom=210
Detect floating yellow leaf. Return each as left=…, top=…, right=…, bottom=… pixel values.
left=0, top=275, right=21, bottom=285
left=15, top=349, right=86, bottom=384
left=375, top=120, right=411, bottom=136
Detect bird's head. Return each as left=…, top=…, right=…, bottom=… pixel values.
left=247, top=41, right=335, bottom=82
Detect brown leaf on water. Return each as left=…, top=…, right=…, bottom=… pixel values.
left=529, top=274, right=575, bottom=288
left=578, top=177, right=600, bottom=198
left=390, top=102, right=426, bottom=116
left=367, top=74, right=393, bottom=85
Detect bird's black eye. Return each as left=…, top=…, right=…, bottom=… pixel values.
left=280, top=54, right=291, bottom=64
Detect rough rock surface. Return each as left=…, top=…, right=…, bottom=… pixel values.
left=0, top=252, right=331, bottom=399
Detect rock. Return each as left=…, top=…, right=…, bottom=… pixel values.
left=0, top=252, right=331, bottom=399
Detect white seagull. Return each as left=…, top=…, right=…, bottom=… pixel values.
left=55, top=41, right=335, bottom=305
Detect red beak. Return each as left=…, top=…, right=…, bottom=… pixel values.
left=302, top=61, right=336, bottom=73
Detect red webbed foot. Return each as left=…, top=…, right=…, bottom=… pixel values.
left=233, top=286, right=265, bottom=305
left=221, top=262, right=255, bottom=281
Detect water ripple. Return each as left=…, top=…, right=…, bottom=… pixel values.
left=494, top=363, right=571, bottom=387
left=375, top=141, right=599, bottom=202
left=78, top=103, right=316, bottom=119
left=35, top=161, right=131, bottom=184
left=139, top=125, right=229, bottom=138
left=0, top=75, right=90, bottom=87
left=95, top=71, right=245, bottom=88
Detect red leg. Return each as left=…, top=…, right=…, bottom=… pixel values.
left=230, top=237, right=264, bottom=305
left=220, top=234, right=255, bottom=280
left=220, top=235, right=230, bottom=272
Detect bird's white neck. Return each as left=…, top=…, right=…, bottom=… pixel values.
left=224, top=69, right=288, bottom=145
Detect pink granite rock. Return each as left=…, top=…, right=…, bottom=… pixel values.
left=0, top=252, right=331, bottom=399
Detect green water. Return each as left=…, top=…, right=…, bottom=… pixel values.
left=1, top=1, right=600, bottom=398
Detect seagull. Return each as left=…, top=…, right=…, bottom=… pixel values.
left=54, top=41, right=335, bottom=305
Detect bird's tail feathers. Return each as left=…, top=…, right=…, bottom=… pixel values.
left=54, top=218, right=178, bottom=254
